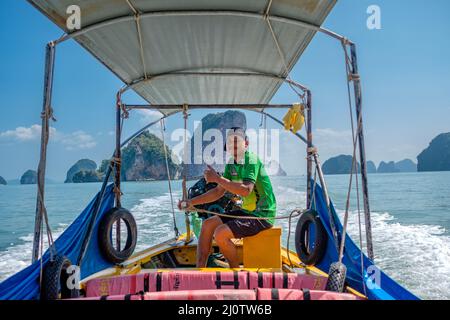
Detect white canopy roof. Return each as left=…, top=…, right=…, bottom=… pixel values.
left=29, top=0, right=336, bottom=110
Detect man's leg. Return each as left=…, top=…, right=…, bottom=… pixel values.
left=196, top=216, right=223, bottom=268
left=214, top=224, right=240, bottom=268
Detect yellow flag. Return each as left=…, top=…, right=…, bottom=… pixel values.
left=282, top=103, right=305, bottom=133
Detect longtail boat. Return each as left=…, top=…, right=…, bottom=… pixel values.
left=0, top=0, right=418, bottom=300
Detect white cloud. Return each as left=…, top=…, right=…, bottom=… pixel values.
left=0, top=125, right=96, bottom=151
left=0, top=124, right=49, bottom=141
left=136, top=110, right=161, bottom=125
left=276, top=128, right=355, bottom=175
left=313, top=128, right=354, bottom=158
left=135, top=109, right=164, bottom=138
left=53, top=130, right=97, bottom=150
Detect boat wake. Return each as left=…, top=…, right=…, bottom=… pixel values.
left=274, top=186, right=450, bottom=300
left=0, top=224, right=66, bottom=283
left=339, top=209, right=450, bottom=300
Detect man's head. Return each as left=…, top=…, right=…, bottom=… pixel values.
left=224, top=127, right=249, bottom=160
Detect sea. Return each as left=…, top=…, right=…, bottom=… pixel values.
left=0, top=172, right=449, bottom=300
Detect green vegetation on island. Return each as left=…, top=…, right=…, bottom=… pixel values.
left=322, top=155, right=361, bottom=175
left=121, top=131, right=181, bottom=181
left=417, top=132, right=450, bottom=172
left=72, top=170, right=102, bottom=183
left=65, top=159, right=97, bottom=183
left=323, top=155, right=417, bottom=175
left=20, top=170, right=37, bottom=185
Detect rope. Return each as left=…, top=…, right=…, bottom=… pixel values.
left=263, top=9, right=306, bottom=101
left=185, top=207, right=306, bottom=221
left=338, top=124, right=359, bottom=263
left=335, top=41, right=368, bottom=295
left=40, top=106, right=56, bottom=122
left=160, top=119, right=179, bottom=237
left=338, top=46, right=359, bottom=257
left=39, top=222, right=44, bottom=288
left=286, top=208, right=306, bottom=268
left=309, top=147, right=340, bottom=249
left=354, top=145, right=366, bottom=296
left=309, top=166, right=319, bottom=211
left=339, top=46, right=360, bottom=261
left=35, top=43, right=57, bottom=292
left=112, top=94, right=126, bottom=209
left=117, top=92, right=129, bottom=119
left=109, top=156, right=123, bottom=199
left=342, top=41, right=367, bottom=294
left=125, top=0, right=138, bottom=15
left=43, top=208, right=55, bottom=258
left=287, top=167, right=317, bottom=269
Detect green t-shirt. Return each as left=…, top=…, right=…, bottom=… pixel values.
left=223, top=151, right=277, bottom=225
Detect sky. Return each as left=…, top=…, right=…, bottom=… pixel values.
left=0, top=0, right=449, bottom=181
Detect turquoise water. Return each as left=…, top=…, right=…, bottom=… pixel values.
left=0, top=172, right=449, bottom=299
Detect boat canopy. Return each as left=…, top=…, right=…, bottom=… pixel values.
left=28, top=0, right=336, bottom=115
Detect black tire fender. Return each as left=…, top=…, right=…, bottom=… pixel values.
left=98, top=207, right=137, bottom=264
left=41, top=255, right=75, bottom=300
left=325, top=262, right=347, bottom=293
left=294, top=210, right=327, bottom=265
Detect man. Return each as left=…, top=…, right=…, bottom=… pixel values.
left=178, top=127, right=276, bottom=268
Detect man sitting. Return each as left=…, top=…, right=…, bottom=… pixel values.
left=178, top=127, right=277, bottom=268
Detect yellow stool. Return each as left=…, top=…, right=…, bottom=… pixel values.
left=243, top=227, right=282, bottom=269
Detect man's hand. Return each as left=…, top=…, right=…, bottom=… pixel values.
left=204, top=165, right=220, bottom=183
left=177, top=199, right=192, bottom=211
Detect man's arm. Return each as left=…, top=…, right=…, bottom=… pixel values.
left=190, top=185, right=226, bottom=206
left=213, top=176, right=254, bottom=197
left=178, top=185, right=226, bottom=210
left=204, top=165, right=254, bottom=197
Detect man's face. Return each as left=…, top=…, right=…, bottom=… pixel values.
left=226, top=135, right=247, bottom=160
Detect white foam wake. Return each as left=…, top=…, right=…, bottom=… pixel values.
left=338, top=209, right=450, bottom=300
left=130, top=192, right=183, bottom=252
left=270, top=186, right=450, bottom=299
left=0, top=225, right=67, bottom=282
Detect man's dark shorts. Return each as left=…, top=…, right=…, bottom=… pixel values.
left=218, top=210, right=272, bottom=239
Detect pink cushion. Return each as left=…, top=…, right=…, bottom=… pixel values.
left=248, top=272, right=327, bottom=290
left=163, top=271, right=248, bottom=291
left=85, top=273, right=147, bottom=297
left=70, top=294, right=141, bottom=300
left=143, top=289, right=256, bottom=300
left=257, top=288, right=362, bottom=300
left=85, top=271, right=249, bottom=297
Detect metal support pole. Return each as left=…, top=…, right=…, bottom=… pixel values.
left=182, top=104, right=192, bottom=244
left=306, top=91, right=313, bottom=209
left=77, top=166, right=113, bottom=265
left=350, top=43, right=374, bottom=261
left=114, top=93, right=122, bottom=251
left=115, top=94, right=122, bottom=208
left=32, top=42, right=56, bottom=263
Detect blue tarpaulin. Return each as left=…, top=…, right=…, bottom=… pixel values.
left=311, top=181, right=419, bottom=300
left=0, top=184, right=115, bottom=300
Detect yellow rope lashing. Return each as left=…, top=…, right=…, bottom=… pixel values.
left=282, top=103, right=305, bottom=133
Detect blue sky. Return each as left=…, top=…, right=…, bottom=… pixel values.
left=1, top=0, right=449, bottom=181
